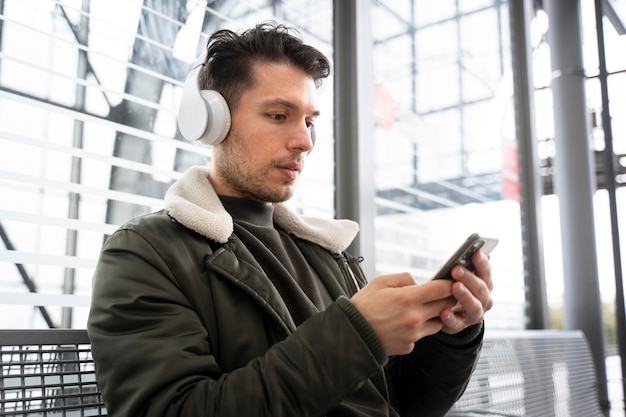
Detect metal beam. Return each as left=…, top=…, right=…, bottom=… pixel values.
left=544, top=0, right=609, bottom=413
left=333, top=0, right=376, bottom=278
left=595, top=0, right=626, bottom=410
left=509, top=0, right=550, bottom=330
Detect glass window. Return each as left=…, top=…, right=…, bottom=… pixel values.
left=372, top=0, right=526, bottom=329
left=535, top=0, right=626, bottom=353
left=0, top=0, right=333, bottom=328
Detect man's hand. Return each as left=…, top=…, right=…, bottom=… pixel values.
left=350, top=273, right=457, bottom=356
left=440, top=250, right=494, bottom=335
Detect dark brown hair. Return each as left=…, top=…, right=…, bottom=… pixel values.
left=199, top=22, right=331, bottom=110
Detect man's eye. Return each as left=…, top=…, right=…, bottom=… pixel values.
left=269, top=114, right=286, bottom=121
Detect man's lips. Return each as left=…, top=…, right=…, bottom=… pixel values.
left=276, top=161, right=302, bottom=180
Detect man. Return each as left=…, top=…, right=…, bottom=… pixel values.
left=88, top=22, right=493, bottom=417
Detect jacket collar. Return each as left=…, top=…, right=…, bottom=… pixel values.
left=164, top=166, right=359, bottom=254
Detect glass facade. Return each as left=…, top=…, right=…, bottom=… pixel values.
left=370, top=1, right=526, bottom=329
left=533, top=1, right=626, bottom=323
left=0, top=0, right=334, bottom=328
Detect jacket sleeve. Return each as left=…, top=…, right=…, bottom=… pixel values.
left=385, top=324, right=484, bottom=417
left=87, top=225, right=387, bottom=417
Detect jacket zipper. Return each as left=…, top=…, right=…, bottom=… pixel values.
left=338, top=255, right=362, bottom=294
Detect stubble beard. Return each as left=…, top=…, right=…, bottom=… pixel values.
left=215, top=133, right=296, bottom=204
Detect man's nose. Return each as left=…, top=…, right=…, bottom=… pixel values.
left=289, top=123, right=315, bottom=152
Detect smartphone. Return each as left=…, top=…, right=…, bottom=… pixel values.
left=431, top=233, right=499, bottom=280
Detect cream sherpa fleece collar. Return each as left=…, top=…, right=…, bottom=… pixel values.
left=164, top=166, right=359, bottom=254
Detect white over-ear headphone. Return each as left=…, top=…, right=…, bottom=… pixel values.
left=177, top=53, right=232, bottom=145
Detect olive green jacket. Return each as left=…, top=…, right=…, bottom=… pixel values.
left=87, top=166, right=482, bottom=417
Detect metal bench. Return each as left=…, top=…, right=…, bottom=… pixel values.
left=0, top=329, right=606, bottom=417
left=0, top=329, right=106, bottom=416
left=448, top=329, right=606, bottom=417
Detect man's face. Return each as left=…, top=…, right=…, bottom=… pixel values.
left=210, top=62, right=319, bottom=203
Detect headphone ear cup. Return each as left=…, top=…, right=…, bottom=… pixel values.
left=177, top=65, right=231, bottom=145
left=197, top=90, right=231, bottom=145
